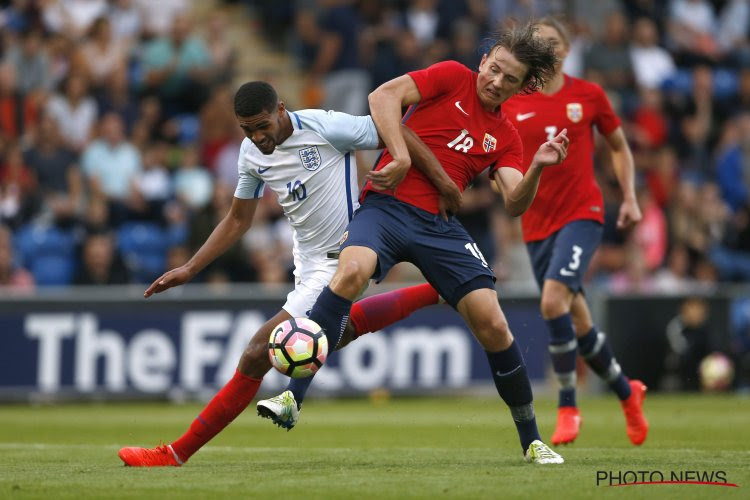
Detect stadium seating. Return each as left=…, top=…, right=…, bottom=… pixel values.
left=116, top=222, right=170, bottom=283
left=14, top=224, right=77, bottom=286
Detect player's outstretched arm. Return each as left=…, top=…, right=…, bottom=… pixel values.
left=493, top=129, right=569, bottom=216
left=605, top=127, right=642, bottom=230
left=367, top=75, right=423, bottom=188
left=144, top=197, right=258, bottom=297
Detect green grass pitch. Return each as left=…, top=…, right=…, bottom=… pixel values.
left=1, top=394, right=747, bottom=499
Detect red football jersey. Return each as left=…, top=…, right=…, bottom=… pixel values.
left=361, top=60, right=523, bottom=214
left=503, top=75, right=621, bottom=242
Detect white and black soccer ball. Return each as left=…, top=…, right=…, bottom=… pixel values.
left=268, top=318, right=328, bottom=378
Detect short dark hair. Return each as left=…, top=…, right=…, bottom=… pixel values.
left=488, top=23, right=557, bottom=94
left=234, top=81, right=278, bottom=117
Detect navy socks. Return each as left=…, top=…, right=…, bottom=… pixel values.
left=577, top=327, right=631, bottom=400
left=486, top=341, right=541, bottom=452
left=546, top=314, right=578, bottom=407
left=287, top=286, right=351, bottom=406
left=308, top=286, right=352, bottom=351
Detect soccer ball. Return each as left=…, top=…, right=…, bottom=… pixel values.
left=699, top=352, right=734, bottom=391
left=268, top=318, right=328, bottom=378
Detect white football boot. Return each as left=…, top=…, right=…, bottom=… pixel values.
left=257, top=390, right=300, bottom=430
left=524, top=440, right=565, bottom=464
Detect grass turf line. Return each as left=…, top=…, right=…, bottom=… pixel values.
left=0, top=394, right=747, bottom=499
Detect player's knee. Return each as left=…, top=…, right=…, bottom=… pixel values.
left=475, top=315, right=513, bottom=350
left=540, top=294, right=568, bottom=319
left=331, top=259, right=368, bottom=295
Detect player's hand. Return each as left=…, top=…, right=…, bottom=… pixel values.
left=617, top=197, right=642, bottom=230
left=366, top=157, right=411, bottom=191
left=144, top=266, right=193, bottom=298
left=532, top=128, right=569, bottom=168
left=438, top=180, right=462, bottom=220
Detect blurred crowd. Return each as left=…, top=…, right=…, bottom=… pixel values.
left=1, top=0, right=749, bottom=303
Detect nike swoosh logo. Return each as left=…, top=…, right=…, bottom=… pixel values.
left=455, top=101, right=469, bottom=116
left=258, top=167, right=271, bottom=174
left=560, top=268, right=576, bottom=277
left=516, top=112, right=536, bottom=121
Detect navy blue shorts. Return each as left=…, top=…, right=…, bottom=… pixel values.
left=526, top=220, right=603, bottom=293
left=341, top=193, right=496, bottom=308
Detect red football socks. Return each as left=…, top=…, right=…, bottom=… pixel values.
left=349, top=283, right=440, bottom=336
left=171, top=370, right=261, bottom=462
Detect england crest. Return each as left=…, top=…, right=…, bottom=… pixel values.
left=566, top=103, right=583, bottom=123
left=298, top=146, right=322, bottom=171
left=483, top=133, right=497, bottom=152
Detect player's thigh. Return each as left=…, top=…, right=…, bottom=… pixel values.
left=455, top=287, right=513, bottom=352
left=543, top=220, right=603, bottom=293
left=408, top=217, right=496, bottom=308
left=340, top=193, right=410, bottom=283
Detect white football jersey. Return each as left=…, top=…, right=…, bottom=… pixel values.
left=235, top=109, right=379, bottom=261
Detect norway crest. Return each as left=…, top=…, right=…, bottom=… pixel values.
left=566, top=103, right=583, bottom=123
left=483, top=133, right=497, bottom=152
left=298, top=146, right=322, bottom=171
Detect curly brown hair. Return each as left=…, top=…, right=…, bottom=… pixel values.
left=487, top=23, right=557, bottom=94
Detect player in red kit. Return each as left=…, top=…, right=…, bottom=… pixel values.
left=276, top=24, right=570, bottom=464
left=502, top=17, right=648, bottom=447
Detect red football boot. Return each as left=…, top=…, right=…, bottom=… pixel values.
left=621, top=379, right=649, bottom=445
left=551, top=406, right=582, bottom=445
left=118, top=443, right=183, bottom=467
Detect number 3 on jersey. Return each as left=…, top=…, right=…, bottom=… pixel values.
left=447, top=129, right=474, bottom=153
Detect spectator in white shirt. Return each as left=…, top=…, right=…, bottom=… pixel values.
left=46, top=73, right=98, bottom=151
left=630, top=17, right=677, bottom=89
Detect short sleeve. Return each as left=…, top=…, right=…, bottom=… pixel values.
left=293, top=110, right=380, bottom=152
left=592, top=85, right=621, bottom=136
left=408, top=60, right=468, bottom=102
left=233, top=140, right=265, bottom=199
left=489, top=125, right=524, bottom=176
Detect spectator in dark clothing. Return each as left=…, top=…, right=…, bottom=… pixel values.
left=664, top=297, right=712, bottom=391
left=584, top=10, right=635, bottom=98
left=312, top=0, right=370, bottom=115
left=74, top=231, right=131, bottom=285
left=23, top=113, right=82, bottom=225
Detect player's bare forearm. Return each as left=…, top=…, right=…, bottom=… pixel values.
left=494, top=130, right=568, bottom=216
left=186, top=217, right=248, bottom=275
left=144, top=198, right=258, bottom=298
left=606, top=128, right=637, bottom=201
left=400, top=125, right=454, bottom=193
left=606, top=128, right=642, bottom=228
left=496, top=163, right=543, bottom=217
left=400, top=124, right=461, bottom=216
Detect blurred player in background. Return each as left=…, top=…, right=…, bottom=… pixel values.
left=276, top=24, right=569, bottom=464
left=117, top=81, right=460, bottom=466
left=502, top=17, right=648, bottom=446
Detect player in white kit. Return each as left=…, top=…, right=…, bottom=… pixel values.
left=118, top=81, right=459, bottom=466
left=234, top=105, right=371, bottom=319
